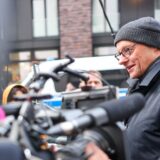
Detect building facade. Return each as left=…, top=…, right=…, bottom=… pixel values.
left=0, top=0, right=160, bottom=91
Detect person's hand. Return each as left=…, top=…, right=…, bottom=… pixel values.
left=85, top=142, right=111, bottom=160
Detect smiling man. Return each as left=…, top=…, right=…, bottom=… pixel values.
left=85, top=17, right=160, bottom=160
left=114, top=17, right=160, bottom=160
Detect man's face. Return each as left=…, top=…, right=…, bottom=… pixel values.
left=116, top=41, right=160, bottom=78
left=87, top=74, right=103, bottom=89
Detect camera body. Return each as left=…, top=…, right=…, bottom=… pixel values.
left=1, top=86, right=131, bottom=160
left=62, top=86, right=117, bottom=110
left=55, top=124, right=130, bottom=160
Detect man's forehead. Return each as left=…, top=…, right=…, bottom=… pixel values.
left=88, top=74, right=101, bottom=80
left=116, top=41, right=136, bottom=51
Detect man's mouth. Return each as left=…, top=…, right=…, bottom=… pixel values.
left=126, top=64, right=135, bottom=72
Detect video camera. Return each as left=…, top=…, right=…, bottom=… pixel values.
left=0, top=91, right=145, bottom=160
left=61, top=86, right=117, bottom=110
left=0, top=55, right=145, bottom=160
left=42, top=93, right=144, bottom=160
left=55, top=124, right=129, bottom=160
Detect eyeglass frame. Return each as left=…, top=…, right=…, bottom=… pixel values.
left=115, top=43, right=137, bottom=61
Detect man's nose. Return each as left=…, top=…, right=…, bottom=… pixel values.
left=90, top=82, right=97, bottom=87
left=118, top=56, right=129, bottom=65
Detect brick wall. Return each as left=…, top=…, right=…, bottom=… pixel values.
left=59, top=0, right=92, bottom=58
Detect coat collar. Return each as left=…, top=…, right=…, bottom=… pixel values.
left=139, top=57, right=160, bottom=87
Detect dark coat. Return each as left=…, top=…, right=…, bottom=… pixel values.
left=126, top=57, right=160, bottom=160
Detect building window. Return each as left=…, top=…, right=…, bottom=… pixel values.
left=8, top=49, right=59, bottom=83
left=154, top=0, right=160, bottom=20
left=92, top=0, right=119, bottom=33
left=34, top=49, right=59, bottom=60
left=7, top=62, right=32, bottom=83
left=9, top=51, right=32, bottom=83
left=9, top=51, right=31, bottom=61
left=32, top=0, right=59, bottom=37
left=94, top=46, right=116, bottom=56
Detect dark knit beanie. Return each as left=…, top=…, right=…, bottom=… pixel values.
left=114, top=17, right=160, bottom=49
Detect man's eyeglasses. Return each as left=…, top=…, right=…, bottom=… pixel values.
left=115, top=43, right=136, bottom=61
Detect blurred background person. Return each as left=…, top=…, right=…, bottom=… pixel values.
left=79, top=70, right=103, bottom=89
left=2, top=84, right=28, bottom=105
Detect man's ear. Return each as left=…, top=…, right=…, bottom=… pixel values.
left=153, top=48, right=160, bottom=56
left=154, top=48, right=160, bottom=52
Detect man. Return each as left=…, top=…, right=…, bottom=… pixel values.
left=65, top=70, right=103, bottom=92
left=85, top=17, right=160, bottom=160
left=79, top=70, right=103, bottom=89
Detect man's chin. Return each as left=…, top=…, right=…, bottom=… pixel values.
left=129, top=73, right=138, bottom=79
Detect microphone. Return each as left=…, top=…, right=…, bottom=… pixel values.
left=35, top=108, right=83, bottom=121
left=3, top=102, right=22, bottom=116
left=46, top=93, right=145, bottom=135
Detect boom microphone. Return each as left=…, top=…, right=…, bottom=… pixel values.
left=46, top=93, right=145, bottom=135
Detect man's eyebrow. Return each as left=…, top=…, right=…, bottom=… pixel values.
left=120, top=44, right=133, bottom=52
left=122, top=45, right=131, bottom=49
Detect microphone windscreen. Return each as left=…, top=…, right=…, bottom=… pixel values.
left=3, top=102, right=22, bottom=116
left=100, top=93, right=145, bottom=123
